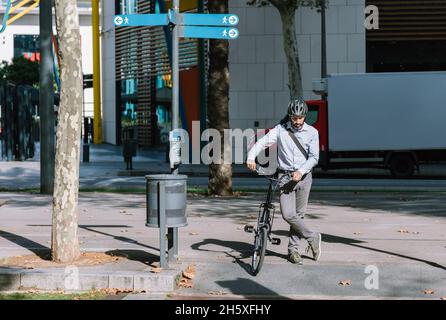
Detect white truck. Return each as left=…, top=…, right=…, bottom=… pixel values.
left=307, top=71, right=446, bottom=177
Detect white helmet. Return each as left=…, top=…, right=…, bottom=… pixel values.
left=288, top=97, right=308, bottom=117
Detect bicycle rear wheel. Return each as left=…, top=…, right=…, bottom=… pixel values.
left=251, top=226, right=268, bottom=276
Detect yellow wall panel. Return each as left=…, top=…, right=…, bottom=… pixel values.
left=165, top=0, right=198, bottom=12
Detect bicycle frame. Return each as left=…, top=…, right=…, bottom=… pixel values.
left=249, top=168, right=291, bottom=275
left=256, top=180, right=276, bottom=235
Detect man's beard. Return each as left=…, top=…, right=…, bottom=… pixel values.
left=292, top=123, right=303, bottom=130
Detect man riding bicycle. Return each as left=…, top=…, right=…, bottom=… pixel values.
left=246, top=97, right=321, bottom=265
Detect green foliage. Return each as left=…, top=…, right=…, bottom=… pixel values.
left=0, top=60, right=8, bottom=82
left=0, top=56, right=39, bottom=86
left=247, top=0, right=327, bottom=9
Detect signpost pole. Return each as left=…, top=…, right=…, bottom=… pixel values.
left=172, top=0, right=180, bottom=175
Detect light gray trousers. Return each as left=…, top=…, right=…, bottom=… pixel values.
left=279, top=173, right=316, bottom=254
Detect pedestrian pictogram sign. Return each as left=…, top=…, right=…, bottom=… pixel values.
left=179, top=26, right=239, bottom=40
left=113, top=14, right=169, bottom=27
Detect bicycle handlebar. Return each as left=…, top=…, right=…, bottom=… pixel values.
left=255, top=165, right=293, bottom=184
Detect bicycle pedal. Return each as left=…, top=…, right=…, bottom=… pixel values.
left=271, top=238, right=281, bottom=245
left=244, top=225, right=254, bottom=233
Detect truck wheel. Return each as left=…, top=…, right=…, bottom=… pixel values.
left=389, top=154, right=415, bottom=178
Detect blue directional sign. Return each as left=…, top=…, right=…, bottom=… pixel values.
left=114, top=14, right=168, bottom=27
left=182, top=14, right=239, bottom=26
left=180, top=26, right=239, bottom=40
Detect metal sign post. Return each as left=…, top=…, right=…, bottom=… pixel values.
left=114, top=3, right=240, bottom=267
left=171, top=0, right=180, bottom=175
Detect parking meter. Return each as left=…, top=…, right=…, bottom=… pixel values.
left=169, top=129, right=182, bottom=169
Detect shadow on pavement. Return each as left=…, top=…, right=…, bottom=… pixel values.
left=79, top=225, right=160, bottom=252
left=105, top=249, right=158, bottom=267
left=323, top=233, right=446, bottom=271
left=0, top=230, right=50, bottom=260
left=190, top=238, right=289, bottom=275
left=216, top=278, right=292, bottom=300
left=312, top=192, right=446, bottom=218
left=28, top=224, right=160, bottom=252
left=3, top=194, right=145, bottom=209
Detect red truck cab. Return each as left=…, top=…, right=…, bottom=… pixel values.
left=306, top=99, right=328, bottom=168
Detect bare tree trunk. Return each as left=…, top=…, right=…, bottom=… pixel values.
left=207, top=0, right=233, bottom=196
left=51, top=0, right=83, bottom=263
left=271, top=0, right=303, bottom=98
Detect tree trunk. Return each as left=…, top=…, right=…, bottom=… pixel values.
left=51, top=0, right=83, bottom=263
left=273, top=1, right=303, bottom=98
left=207, top=0, right=233, bottom=196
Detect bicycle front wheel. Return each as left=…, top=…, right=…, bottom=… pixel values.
left=251, top=226, right=268, bottom=276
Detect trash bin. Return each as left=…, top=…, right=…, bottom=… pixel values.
left=145, top=174, right=188, bottom=228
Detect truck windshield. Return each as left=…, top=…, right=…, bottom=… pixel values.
left=305, top=110, right=318, bottom=126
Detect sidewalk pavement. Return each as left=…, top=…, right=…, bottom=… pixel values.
left=0, top=191, right=445, bottom=299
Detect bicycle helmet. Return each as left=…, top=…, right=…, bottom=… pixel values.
left=288, top=97, right=308, bottom=117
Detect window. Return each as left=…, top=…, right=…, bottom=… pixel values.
left=14, top=35, right=39, bottom=61
left=305, top=109, right=318, bottom=126
left=117, top=0, right=138, bottom=14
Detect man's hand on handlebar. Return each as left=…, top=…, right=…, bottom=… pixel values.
left=292, top=171, right=303, bottom=182
left=246, top=160, right=257, bottom=171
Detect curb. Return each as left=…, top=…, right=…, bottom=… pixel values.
left=0, top=268, right=182, bottom=293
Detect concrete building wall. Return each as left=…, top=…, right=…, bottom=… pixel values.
left=100, top=0, right=366, bottom=147
left=228, top=0, right=366, bottom=131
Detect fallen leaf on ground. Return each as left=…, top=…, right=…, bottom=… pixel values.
left=398, top=229, right=410, bottom=234
left=208, top=290, right=228, bottom=296
left=353, top=232, right=362, bottom=235
left=25, top=289, right=39, bottom=294
left=178, top=278, right=194, bottom=288
left=423, top=289, right=435, bottom=295
left=100, top=288, right=133, bottom=295
left=150, top=267, right=162, bottom=273
left=339, top=280, right=352, bottom=286
left=0, top=201, right=9, bottom=207
left=183, top=264, right=196, bottom=280
left=189, top=232, right=199, bottom=236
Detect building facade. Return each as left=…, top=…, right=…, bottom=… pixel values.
left=0, top=1, right=95, bottom=118
left=101, top=0, right=367, bottom=147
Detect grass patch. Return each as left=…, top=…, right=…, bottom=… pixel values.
left=0, top=290, right=107, bottom=300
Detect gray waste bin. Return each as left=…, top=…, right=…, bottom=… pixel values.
left=145, top=174, right=188, bottom=228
